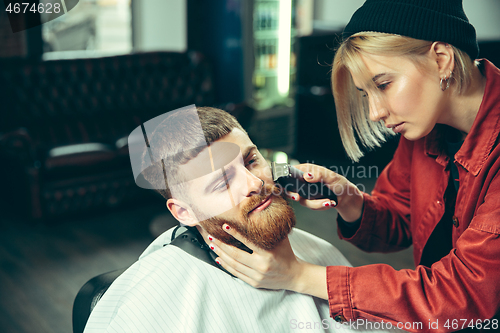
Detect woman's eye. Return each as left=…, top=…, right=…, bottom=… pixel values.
left=377, top=82, right=390, bottom=91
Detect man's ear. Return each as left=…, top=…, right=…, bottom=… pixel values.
left=430, top=42, right=455, bottom=77
left=166, top=198, right=198, bottom=226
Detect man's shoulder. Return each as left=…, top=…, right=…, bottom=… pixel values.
left=138, top=226, right=178, bottom=259
left=85, top=228, right=348, bottom=333
left=84, top=244, right=223, bottom=332
left=89, top=242, right=229, bottom=315
left=135, top=237, right=221, bottom=280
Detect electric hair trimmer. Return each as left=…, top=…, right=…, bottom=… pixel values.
left=271, top=162, right=337, bottom=201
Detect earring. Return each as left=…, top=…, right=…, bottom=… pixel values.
left=440, top=71, right=453, bottom=91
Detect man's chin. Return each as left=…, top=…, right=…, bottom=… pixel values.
left=239, top=195, right=296, bottom=250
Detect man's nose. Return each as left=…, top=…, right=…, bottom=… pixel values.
left=368, top=96, right=389, bottom=122
left=246, top=170, right=264, bottom=196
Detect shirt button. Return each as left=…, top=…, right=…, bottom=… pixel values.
left=334, top=315, right=347, bottom=323
left=437, top=200, right=442, bottom=205
left=452, top=215, right=460, bottom=228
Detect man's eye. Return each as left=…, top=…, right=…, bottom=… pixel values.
left=246, top=154, right=258, bottom=167
left=213, top=178, right=230, bottom=192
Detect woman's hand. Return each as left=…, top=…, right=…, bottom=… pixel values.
left=287, top=163, right=364, bottom=223
left=208, top=224, right=328, bottom=299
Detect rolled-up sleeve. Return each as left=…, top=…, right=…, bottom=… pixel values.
left=327, top=228, right=500, bottom=332
left=327, top=169, right=500, bottom=332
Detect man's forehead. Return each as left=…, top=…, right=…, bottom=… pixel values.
left=217, top=127, right=253, bottom=146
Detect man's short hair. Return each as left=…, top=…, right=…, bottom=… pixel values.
left=141, top=107, right=246, bottom=200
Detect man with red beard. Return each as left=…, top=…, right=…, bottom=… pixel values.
left=83, top=106, right=393, bottom=333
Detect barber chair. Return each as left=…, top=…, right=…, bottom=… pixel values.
left=72, top=227, right=224, bottom=333
left=72, top=268, right=126, bottom=333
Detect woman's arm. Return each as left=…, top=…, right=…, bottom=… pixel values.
left=327, top=226, right=500, bottom=332
left=209, top=226, right=327, bottom=299
left=335, top=136, right=414, bottom=252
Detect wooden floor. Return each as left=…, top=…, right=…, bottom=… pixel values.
left=0, top=177, right=414, bottom=333
left=0, top=202, right=169, bottom=333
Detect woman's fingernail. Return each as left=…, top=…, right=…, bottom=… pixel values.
left=306, top=173, right=313, bottom=179
left=208, top=235, right=213, bottom=241
left=215, top=258, right=220, bottom=265
left=291, top=195, right=296, bottom=200
left=331, top=201, right=337, bottom=207
left=323, top=202, right=330, bottom=207
left=209, top=244, right=215, bottom=251
left=223, top=224, right=231, bottom=230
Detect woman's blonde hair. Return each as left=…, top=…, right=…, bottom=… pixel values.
left=332, top=32, right=476, bottom=162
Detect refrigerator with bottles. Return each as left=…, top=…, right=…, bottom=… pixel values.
left=188, top=0, right=306, bottom=154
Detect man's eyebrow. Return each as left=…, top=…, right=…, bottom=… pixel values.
left=355, top=73, right=387, bottom=91
left=242, top=145, right=258, bottom=160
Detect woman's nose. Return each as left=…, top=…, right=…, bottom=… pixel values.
left=369, top=97, right=389, bottom=122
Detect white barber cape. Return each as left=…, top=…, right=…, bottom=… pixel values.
left=84, top=227, right=396, bottom=333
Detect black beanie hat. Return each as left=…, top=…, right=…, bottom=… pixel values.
left=343, top=0, right=479, bottom=60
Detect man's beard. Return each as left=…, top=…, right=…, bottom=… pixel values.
left=197, top=184, right=296, bottom=251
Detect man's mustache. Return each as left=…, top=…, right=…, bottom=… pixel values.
left=241, top=184, right=283, bottom=216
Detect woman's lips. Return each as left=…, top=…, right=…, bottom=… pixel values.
left=392, top=123, right=405, bottom=134
left=250, top=195, right=272, bottom=214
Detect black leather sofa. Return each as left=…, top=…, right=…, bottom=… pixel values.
left=0, top=51, right=216, bottom=221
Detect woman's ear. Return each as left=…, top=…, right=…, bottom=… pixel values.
left=166, top=198, right=198, bottom=226
left=430, top=42, right=455, bottom=77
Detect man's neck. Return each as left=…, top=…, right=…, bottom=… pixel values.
left=196, top=225, right=212, bottom=246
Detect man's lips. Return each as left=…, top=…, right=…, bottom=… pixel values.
left=249, top=195, right=272, bottom=214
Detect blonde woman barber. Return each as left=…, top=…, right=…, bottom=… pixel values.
left=209, top=0, right=500, bottom=331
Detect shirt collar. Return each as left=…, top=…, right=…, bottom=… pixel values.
left=424, top=124, right=449, bottom=167
left=425, top=60, right=500, bottom=176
